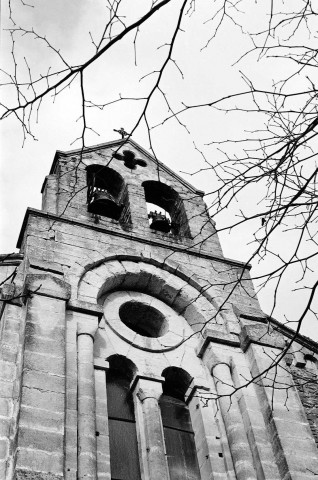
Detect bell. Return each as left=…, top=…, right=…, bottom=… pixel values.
left=88, top=190, right=123, bottom=220
left=149, top=211, right=171, bottom=233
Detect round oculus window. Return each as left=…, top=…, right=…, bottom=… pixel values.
left=119, top=301, right=168, bottom=338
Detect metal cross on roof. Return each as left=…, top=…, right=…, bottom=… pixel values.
left=113, top=127, right=129, bottom=139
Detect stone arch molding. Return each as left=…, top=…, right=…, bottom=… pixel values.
left=103, top=290, right=193, bottom=352
left=77, top=254, right=220, bottom=332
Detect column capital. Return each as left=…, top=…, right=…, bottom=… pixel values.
left=211, top=361, right=232, bottom=375
left=130, top=374, right=164, bottom=402
left=131, top=374, right=170, bottom=480
left=94, top=358, right=109, bottom=370
left=68, top=299, right=103, bottom=320
left=199, top=335, right=233, bottom=371
left=185, top=380, right=210, bottom=404
left=23, top=273, right=71, bottom=302
left=197, top=328, right=240, bottom=359
left=75, top=311, right=99, bottom=338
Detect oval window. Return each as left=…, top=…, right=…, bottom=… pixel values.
left=119, top=301, right=168, bottom=338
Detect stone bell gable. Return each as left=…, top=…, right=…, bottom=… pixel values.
left=40, top=138, right=222, bottom=255
left=0, top=138, right=318, bottom=480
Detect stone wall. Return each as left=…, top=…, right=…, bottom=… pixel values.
left=291, top=365, right=318, bottom=447
left=1, top=139, right=318, bottom=479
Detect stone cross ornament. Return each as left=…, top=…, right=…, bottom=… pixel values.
left=112, top=149, right=147, bottom=170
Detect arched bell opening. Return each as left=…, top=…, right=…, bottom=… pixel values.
left=146, top=202, right=172, bottom=233
left=143, top=181, right=190, bottom=237
left=86, top=165, right=130, bottom=222
left=160, top=367, right=201, bottom=480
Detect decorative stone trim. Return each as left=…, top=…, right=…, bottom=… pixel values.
left=18, top=208, right=251, bottom=270
left=103, top=291, right=186, bottom=352
left=29, top=258, right=64, bottom=275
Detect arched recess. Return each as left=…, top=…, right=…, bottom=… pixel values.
left=105, top=355, right=141, bottom=480
left=143, top=180, right=190, bottom=237
left=78, top=256, right=219, bottom=333
left=160, top=367, right=201, bottom=480
left=86, top=164, right=131, bottom=222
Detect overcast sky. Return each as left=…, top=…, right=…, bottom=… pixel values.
left=1, top=0, right=317, bottom=340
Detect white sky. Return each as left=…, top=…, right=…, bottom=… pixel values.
left=0, top=0, right=317, bottom=340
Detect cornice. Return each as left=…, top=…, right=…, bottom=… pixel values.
left=268, top=316, right=318, bottom=353
left=16, top=207, right=251, bottom=270
left=0, top=253, right=24, bottom=266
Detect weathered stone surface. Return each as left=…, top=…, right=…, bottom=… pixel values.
left=0, top=283, right=15, bottom=300
left=16, top=471, right=63, bottom=480
left=23, top=273, right=71, bottom=301
left=291, top=365, right=318, bottom=447
left=1, top=137, right=318, bottom=480
left=240, top=323, right=285, bottom=351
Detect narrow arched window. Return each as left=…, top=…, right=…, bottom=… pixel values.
left=106, top=356, right=141, bottom=480
left=159, top=367, right=201, bottom=480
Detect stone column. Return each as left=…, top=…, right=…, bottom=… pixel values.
left=94, top=359, right=109, bottom=480
left=77, top=314, right=99, bottom=480
left=16, top=273, right=71, bottom=480
left=131, top=375, right=170, bottom=480
left=213, top=363, right=257, bottom=480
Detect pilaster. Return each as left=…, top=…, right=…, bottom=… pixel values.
left=126, top=183, right=150, bottom=231
left=212, top=362, right=257, bottom=480
left=246, top=342, right=318, bottom=479
left=186, top=382, right=234, bottom=480
left=15, top=273, right=71, bottom=480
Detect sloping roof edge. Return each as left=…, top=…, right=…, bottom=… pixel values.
left=48, top=138, right=205, bottom=196
left=269, top=316, right=318, bottom=353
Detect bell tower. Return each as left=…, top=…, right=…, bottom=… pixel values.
left=0, top=137, right=318, bottom=480
left=40, top=137, right=224, bottom=253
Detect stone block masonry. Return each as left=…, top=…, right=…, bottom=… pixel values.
left=0, top=137, right=318, bottom=480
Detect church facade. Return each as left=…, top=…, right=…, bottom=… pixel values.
left=0, top=137, right=318, bottom=480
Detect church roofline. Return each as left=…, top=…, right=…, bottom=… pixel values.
left=268, top=316, right=318, bottom=353
left=45, top=138, right=205, bottom=197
